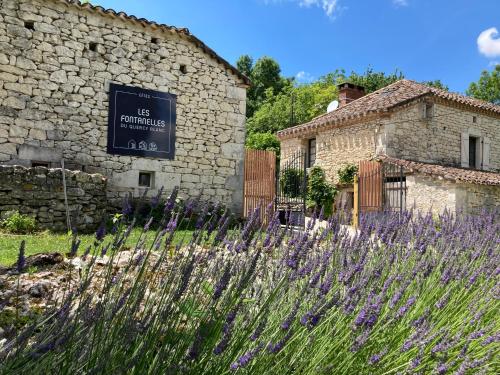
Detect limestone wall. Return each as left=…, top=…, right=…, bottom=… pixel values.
left=405, top=174, right=457, bottom=214
left=280, top=120, right=379, bottom=184
left=384, top=100, right=500, bottom=171
left=406, top=173, right=500, bottom=214
left=0, top=0, right=247, bottom=214
left=0, top=165, right=107, bottom=232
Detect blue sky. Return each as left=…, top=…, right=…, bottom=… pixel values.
left=96, top=0, right=500, bottom=93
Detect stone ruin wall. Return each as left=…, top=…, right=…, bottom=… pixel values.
left=0, top=165, right=107, bottom=232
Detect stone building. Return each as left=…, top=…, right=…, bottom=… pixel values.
left=277, top=80, right=500, bottom=214
left=0, top=0, right=249, bottom=215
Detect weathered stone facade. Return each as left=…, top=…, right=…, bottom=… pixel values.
left=380, top=99, right=499, bottom=171
left=280, top=119, right=379, bottom=184
left=0, top=165, right=107, bottom=231
left=0, top=0, right=248, bottom=214
left=406, top=173, right=500, bottom=214
left=278, top=80, right=500, bottom=215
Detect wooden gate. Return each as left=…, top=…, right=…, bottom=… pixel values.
left=358, top=160, right=407, bottom=213
left=243, top=149, right=276, bottom=223
left=358, top=160, right=383, bottom=212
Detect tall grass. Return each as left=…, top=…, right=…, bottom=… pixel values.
left=1, top=191, right=499, bottom=374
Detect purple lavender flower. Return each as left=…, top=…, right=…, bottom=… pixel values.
left=173, top=256, right=195, bottom=302
left=143, top=217, right=154, bottom=231
left=369, top=348, right=388, bottom=365
left=95, top=222, right=106, bottom=242
left=281, top=301, right=300, bottom=331
left=267, top=330, right=293, bottom=354
left=481, top=332, right=499, bottom=346
left=395, top=296, right=416, bottom=319
left=230, top=344, right=263, bottom=370
left=164, top=186, right=179, bottom=214
left=435, top=292, right=450, bottom=309
left=151, top=186, right=163, bottom=208
left=214, top=308, right=239, bottom=355
left=121, top=194, right=133, bottom=216
left=100, top=243, right=110, bottom=257
left=213, top=214, right=231, bottom=245
left=16, top=240, right=26, bottom=273
left=213, top=263, right=231, bottom=301
left=69, top=237, right=81, bottom=258
left=250, top=316, right=267, bottom=342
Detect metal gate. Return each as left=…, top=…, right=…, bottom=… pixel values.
left=358, top=160, right=406, bottom=212
left=275, top=150, right=307, bottom=226
left=243, top=149, right=276, bottom=224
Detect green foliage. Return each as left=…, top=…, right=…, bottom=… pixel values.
left=245, top=132, right=280, bottom=154
left=236, top=55, right=252, bottom=77
left=337, top=163, right=358, bottom=184
left=345, top=66, right=404, bottom=94
left=307, top=166, right=336, bottom=216
left=1, top=211, right=36, bottom=234
left=280, top=168, right=305, bottom=198
left=422, top=79, right=449, bottom=91
left=237, top=55, right=290, bottom=118
left=466, top=65, right=500, bottom=104
left=246, top=78, right=337, bottom=134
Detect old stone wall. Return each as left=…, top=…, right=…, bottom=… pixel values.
left=0, top=0, right=247, bottom=214
left=0, top=165, right=107, bottom=231
left=383, top=100, right=500, bottom=171
left=406, top=173, right=500, bottom=214
left=405, top=174, right=457, bottom=214
left=456, top=182, right=500, bottom=214
left=280, top=120, right=379, bottom=184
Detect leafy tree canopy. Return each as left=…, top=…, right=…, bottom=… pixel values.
left=466, top=65, right=500, bottom=104
left=245, top=132, right=281, bottom=155
left=236, top=55, right=291, bottom=118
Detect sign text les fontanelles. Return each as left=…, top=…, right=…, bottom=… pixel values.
left=107, top=83, right=176, bottom=159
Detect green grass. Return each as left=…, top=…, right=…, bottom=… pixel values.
left=0, top=228, right=195, bottom=266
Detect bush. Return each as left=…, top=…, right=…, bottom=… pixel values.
left=1, top=211, right=37, bottom=234
left=279, top=168, right=305, bottom=198
left=337, top=163, right=358, bottom=184
left=245, top=132, right=281, bottom=155
left=307, top=166, right=336, bottom=216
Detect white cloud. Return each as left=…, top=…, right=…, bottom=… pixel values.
left=393, top=0, right=409, bottom=6
left=477, top=27, right=500, bottom=58
left=299, top=0, right=340, bottom=18
left=296, top=71, right=315, bottom=83
left=264, top=0, right=342, bottom=19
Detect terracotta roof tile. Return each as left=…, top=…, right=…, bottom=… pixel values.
left=57, top=0, right=251, bottom=86
left=377, top=155, right=500, bottom=186
left=277, top=79, right=500, bottom=139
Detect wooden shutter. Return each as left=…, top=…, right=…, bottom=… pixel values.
left=482, top=137, right=491, bottom=170
left=461, top=132, right=469, bottom=168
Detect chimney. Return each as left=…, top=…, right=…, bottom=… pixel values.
left=337, top=82, right=365, bottom=107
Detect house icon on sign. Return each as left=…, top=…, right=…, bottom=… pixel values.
left=138, top=141, right=148, bottom=150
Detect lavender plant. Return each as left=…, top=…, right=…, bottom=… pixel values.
left=0, top=198, right=499, bottom=375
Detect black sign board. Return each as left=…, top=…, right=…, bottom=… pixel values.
left=107, top=83, right=176, bottom=159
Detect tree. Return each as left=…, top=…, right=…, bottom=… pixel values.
left=466, top=65, right=500, bottom=104
left=422, top=80, right=449, bottom=91
left=346, top=67, right=404, bottom=94
left=235, top=55, right=289, bottom=118
left=245, top=132, right=280, bottom=154
left=246, top=77, right=337, bottom=134
left=236, top=55, right=253, bottom=78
